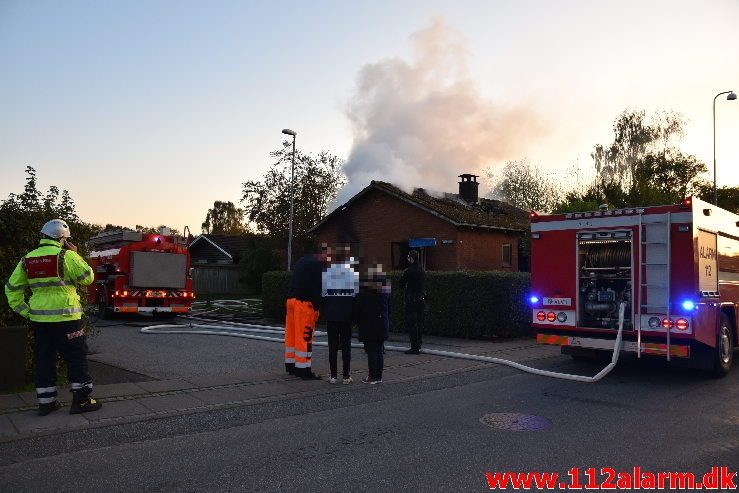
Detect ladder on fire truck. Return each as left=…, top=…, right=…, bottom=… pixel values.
left=638, top=212, right=672, bottom=361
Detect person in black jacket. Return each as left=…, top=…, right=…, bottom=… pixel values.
left=321, top=244, right=359, bottom=384
left=355, top=265, right=391, bottom=384
left=284, top=247, right=327, bottom=380
left=399, top=249, right=424, bottom=354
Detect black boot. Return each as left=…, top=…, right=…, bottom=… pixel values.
left=70, top=388, right=102, bottom=414
left=38, top=400, right=62, bottom=416
left=294, top=367, right=322, bottom=380
left=285, top=362, right=296, bottom=375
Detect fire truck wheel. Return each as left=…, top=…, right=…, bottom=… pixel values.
left=713, top=314, right=734, bottom=378
left=563, top=346, right=594, bottom=362
left=97, top=289, right=112, bottom=320
left=153, top=312, right=177, bottom=320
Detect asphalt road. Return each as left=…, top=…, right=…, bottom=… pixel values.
left=85, top=317, right=293, bottom=380
left=1, top=322, right=737, bottom=492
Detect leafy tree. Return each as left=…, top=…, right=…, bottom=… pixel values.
left=556, top=110, right=707, bottom=212
left=592, top=110, right=655, bottom=188
left=552, top=193, right=603, bottom=214
left=241, top=141, right=345, bottom=239
left=697, top=185, right=739, bottom=214
left=484, top=159, right=562, bottom=212
left=630, top=150, right=707, bottom=205
left=201, top=200, right=248, bottom=235
left=0, top=167, right=97, bottom=383
left=591, top=110, right=685, bottom=190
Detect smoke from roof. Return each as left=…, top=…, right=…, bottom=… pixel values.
left=334, top=18, right=545, bottom=209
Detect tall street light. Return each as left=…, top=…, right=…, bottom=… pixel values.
left=713, top=90, right=737, bottom=205
left=282, top=128, right=297, bottom=271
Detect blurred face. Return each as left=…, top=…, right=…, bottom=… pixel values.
left=319, top=244, right=332, bottom=263
left=331, top=244, right=350, bottom=263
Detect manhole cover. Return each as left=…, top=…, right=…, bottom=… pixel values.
left=479, top=413, right=551, bottom=431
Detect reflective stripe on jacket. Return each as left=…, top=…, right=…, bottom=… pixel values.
left=4, top=238, right=94, bottom=322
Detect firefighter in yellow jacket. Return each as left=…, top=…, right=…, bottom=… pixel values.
left=4, top=219, right=102, bottom=416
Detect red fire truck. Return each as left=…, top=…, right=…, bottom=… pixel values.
left=530, top=196, right=737, bottom=376
left=86, top=229, right=195, bottom=318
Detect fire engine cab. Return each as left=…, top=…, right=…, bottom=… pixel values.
left=86, top=229, right=194, bottom=318
left=530, top=196, right=737, bottom=376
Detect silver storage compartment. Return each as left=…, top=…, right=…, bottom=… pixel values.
left=130, top=252, right=186, bottom=288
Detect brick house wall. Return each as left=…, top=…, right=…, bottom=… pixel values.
left=456, top=228, right=520, bottom=271
left=316, top=188, right=520, bottom=271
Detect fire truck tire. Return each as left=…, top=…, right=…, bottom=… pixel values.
left=563, top=346, right=608, bottom=362
left=97, top=288, right=112, bottom=320
left=153, top=312, right=177, bottom=320
left=712, top=314, right=734, bottom=377
left=563, top=346, right=594, bottom=362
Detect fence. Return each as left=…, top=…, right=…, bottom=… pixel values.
left=191, top=265, right=246, bottom=295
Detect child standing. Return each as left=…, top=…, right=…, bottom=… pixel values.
left=355, top=265, right=391, bottom=384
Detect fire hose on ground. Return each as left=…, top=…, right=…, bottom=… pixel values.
left=139, top=302, right=626, bottom=383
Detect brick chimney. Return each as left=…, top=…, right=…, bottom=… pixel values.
left=458, top=174, right=479, bottom=204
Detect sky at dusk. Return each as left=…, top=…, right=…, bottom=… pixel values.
left=1, top=0, right=738, bottom=232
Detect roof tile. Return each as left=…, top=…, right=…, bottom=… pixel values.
left=372, top=181, right=529, bottom=230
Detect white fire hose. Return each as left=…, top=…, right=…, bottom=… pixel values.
left=140, top=302, right=626, bottom=383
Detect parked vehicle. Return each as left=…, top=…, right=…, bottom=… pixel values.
left=87, top=229, right=194, bottom=318
left=530, top=196, right=737, bottom=376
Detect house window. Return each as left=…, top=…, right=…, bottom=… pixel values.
left=502, top=243, right=512, bottom=267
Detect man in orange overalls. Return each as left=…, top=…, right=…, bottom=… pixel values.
left=284, top=246, right=327, bottom=380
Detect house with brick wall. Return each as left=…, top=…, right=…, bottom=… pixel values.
left=310, top=174, right=530, bottom=271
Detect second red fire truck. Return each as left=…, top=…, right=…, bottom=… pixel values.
left=530, top=196, right=737, bottom=376
left=87, top=229, right=195, bottom=318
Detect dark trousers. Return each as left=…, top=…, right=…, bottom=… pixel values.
left=327, top=321, right=352, bottom=378
left=405, top=295, right=424, bottom=350
left=364, top=341, right=384, bottom=380
left=32, top=320, right=92, bottom=404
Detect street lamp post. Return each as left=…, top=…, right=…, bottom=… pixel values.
left=282, top=128, right=297, bottom=271
left=713, top=90, right=737, bottom=205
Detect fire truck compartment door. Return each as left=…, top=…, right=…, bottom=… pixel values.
left=130, top=252, right=187, bottom=289
left=698, top=230, right=718, bottom=292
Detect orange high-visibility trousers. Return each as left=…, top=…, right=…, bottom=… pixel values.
left=284, top=298, right=297, bottom=366
left=285, top=298, right=319, bottom=370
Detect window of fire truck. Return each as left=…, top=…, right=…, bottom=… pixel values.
left=577, top=231, right=633, bottom=331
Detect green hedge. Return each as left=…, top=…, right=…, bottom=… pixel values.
left=262, top=271, right=292, bottom=320
left=262, top=270, right=531, bottom=340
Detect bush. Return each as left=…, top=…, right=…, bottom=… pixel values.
left=261, top=270, right=531, bottom=339
left=389, top=271, right=531, bottom=339
left=261, top=271, right=292, bottom=320
left=1, top=167, right=98, bottom=387
left=238, top=236, right=282, bottom=294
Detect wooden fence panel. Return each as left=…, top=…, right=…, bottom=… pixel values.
left=191, top=265, right=244, bottom=295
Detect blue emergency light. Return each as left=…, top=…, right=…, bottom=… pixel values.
left=681, top=300, right=696, bottom=311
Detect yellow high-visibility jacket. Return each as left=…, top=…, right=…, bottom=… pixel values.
left=4, top=238, right=94, bottom=322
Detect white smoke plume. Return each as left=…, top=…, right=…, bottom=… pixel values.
left=334, top=18, right=546, bottom=208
